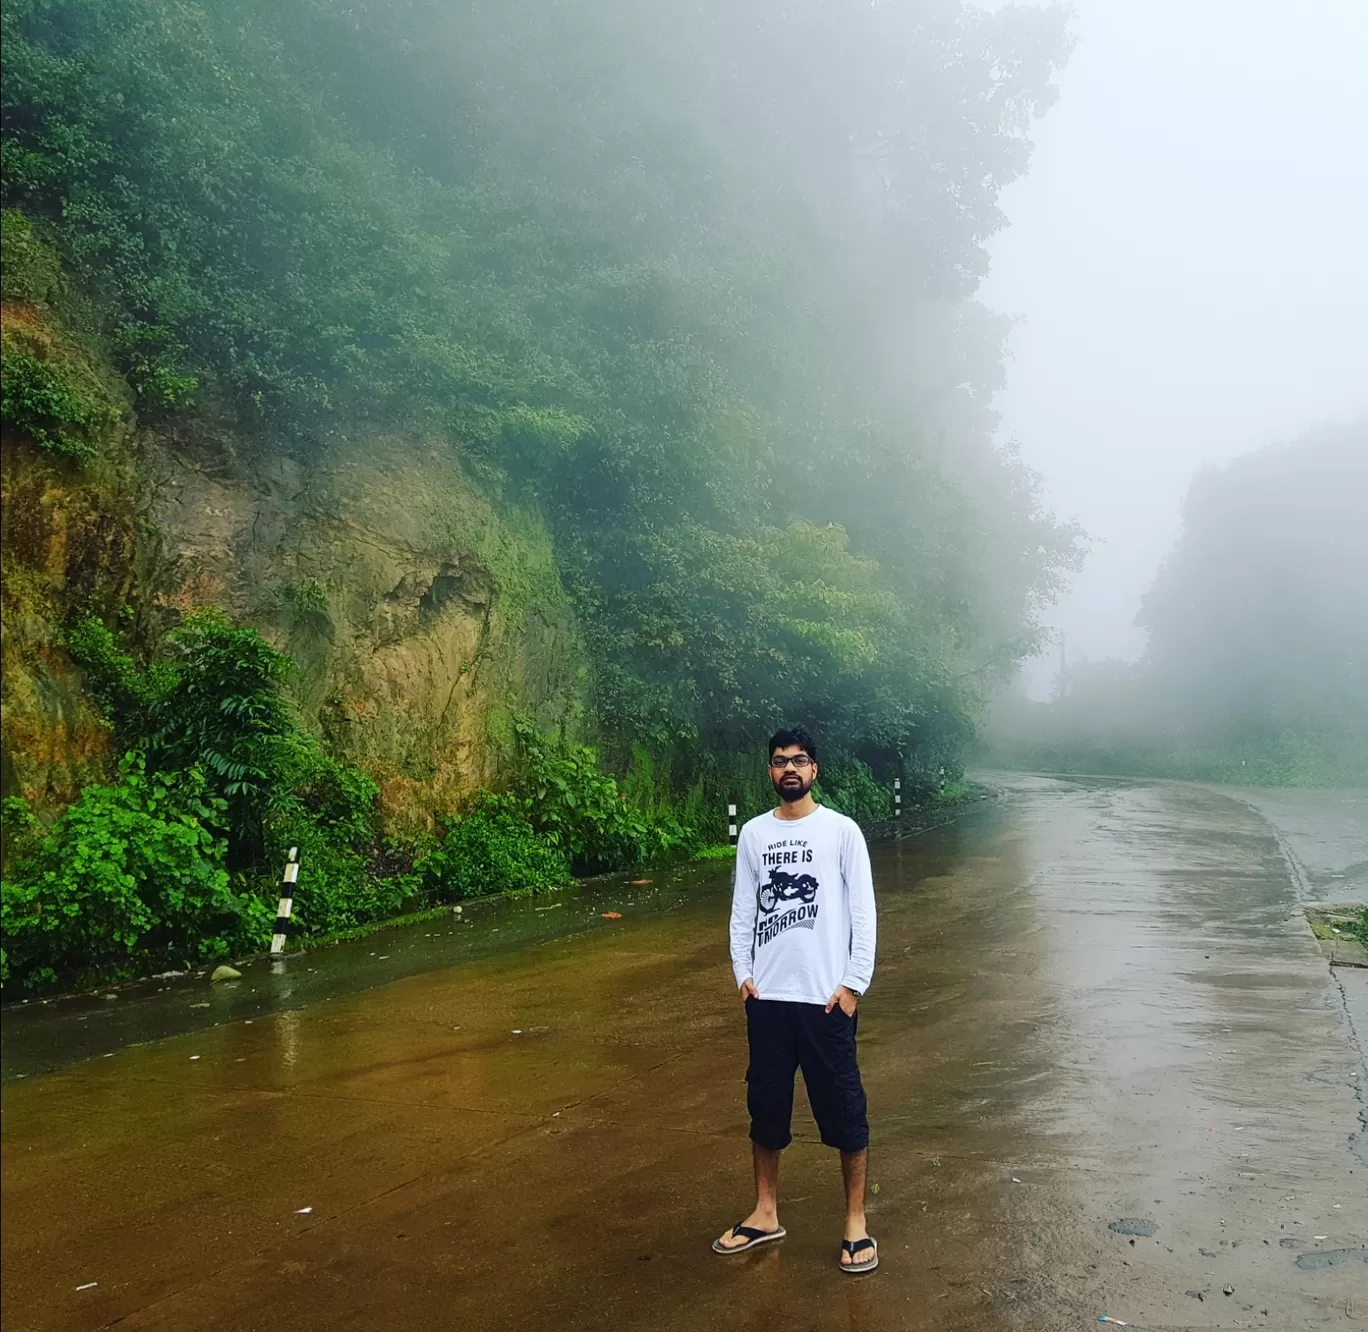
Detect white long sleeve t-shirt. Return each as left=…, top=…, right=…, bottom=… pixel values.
left=729, top=804, right=877, bottom=1005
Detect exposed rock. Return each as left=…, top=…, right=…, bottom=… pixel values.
left=0, top=433, right=137, bottom=816
left=143, top=430, right=587, bottom=830
left=2, top=400, right=589, bottom=830
left=210, top=965, right=243, bottom=983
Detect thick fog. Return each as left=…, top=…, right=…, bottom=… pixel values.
left=982, top=0, right=1368, bottom=693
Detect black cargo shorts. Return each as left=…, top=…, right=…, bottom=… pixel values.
left=744, top=996, right=869, bottom=1153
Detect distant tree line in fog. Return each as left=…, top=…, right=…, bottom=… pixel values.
left=984, top=423, right=1368, bottom=786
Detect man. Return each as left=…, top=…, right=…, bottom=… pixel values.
left=713, top=727, right=878, bottom=1273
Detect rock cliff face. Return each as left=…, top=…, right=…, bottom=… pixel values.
left=1, top=300, right=141, bottom=817
left=2, top=389, right=588, bottom=829
left=0, top=440, right=137, bottom=813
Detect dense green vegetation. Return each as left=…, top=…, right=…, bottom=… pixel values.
left=1, top=0, right=1084, bottom=988
left=984, top=425, right=1368, bottom=785
left=0, top=607, right=912, bottom=993
left=2, top=615, right=707, bottom=992
left=0, top=346, right=113, bottom=461
left=1, top=0, right=1078, bottom=769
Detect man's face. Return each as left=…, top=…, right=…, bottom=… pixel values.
left=769, top=744, right=817, bottom=803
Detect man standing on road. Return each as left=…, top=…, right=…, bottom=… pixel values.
left=713, top=727, right=878, bottom=1273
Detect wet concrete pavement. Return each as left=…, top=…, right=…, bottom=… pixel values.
left=3, top=775, right=1365, bottom=1330
left=0, top=864, right=732, bottom=1085
left=1220, top=786, right=1368, bottom=904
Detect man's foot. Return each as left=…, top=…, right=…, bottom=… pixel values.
left=714, top=1207, right=781, bottom=1252
left=840, top=1215, right=872, bottom=1267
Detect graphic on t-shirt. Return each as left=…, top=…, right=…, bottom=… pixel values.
left=757, top=868, right=818, bottom=915
left=755, top=837, right=821, bottom=949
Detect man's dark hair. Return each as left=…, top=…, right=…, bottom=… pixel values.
left=768, top=727, right=817, bottom=763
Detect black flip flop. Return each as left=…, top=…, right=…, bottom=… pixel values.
left=839, top=1236, right=878, bottom=1273
left=712, top=1223, right=787, bottom=1254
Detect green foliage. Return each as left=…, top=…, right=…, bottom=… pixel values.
left=693, top=844, right=740, bottom=861
left=582, top=521, right=915, bottom=746
left=416, top=794, right=572, bottom=901
left=272, top=821, right=408, bottom=936
left=8, top=605, right=420, bottom=988
left=0, top=347, right=115, bottom=461
left=1350, top=908, right=1368, bottom=946
left=1, top=795, right=44, bottom=880
left=286, top=752, right=379, bottom=851
left=513, top=719, right=697, bottom=873
left=148, top=611, right=296, bottom=804
left=46, top=607, right=405, bottom=979
left=1, top=754, right=271, bottom=991
left=816, top=758, right=891, bottom=826
left=69, top=608, right=302, bottom=857
left=261, top=753, right=400, bottom=934
left=287, top=579, right=329, bottom=617
left=0, top=208, right=63, bottom=304
left=1, top=0, right=1094, bottom=988
left=66, top=612, right=171, bottom=724
left=1, top=0, right=1081, bottom=785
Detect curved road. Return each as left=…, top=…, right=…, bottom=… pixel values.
left=3, top=775, right=1365, bottom=1330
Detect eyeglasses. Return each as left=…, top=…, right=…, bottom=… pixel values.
left=769, top=755, right=813, bottom=769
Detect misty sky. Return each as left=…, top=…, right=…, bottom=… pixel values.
left=981, top=0, right=1368, bottom=692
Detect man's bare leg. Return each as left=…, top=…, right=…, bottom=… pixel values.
left=715, top=1143, right=782, bottom=1249
left=840, top=1148, right=870, bottom=1264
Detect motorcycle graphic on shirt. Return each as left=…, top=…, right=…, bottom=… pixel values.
left=758, top=868, right=819, bottom=915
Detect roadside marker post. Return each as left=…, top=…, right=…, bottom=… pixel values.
left=270, top=847, right=300, bottom=958
left=728, top=796, right=739, bottom=848
left=894, top=777, right=902, bottom=820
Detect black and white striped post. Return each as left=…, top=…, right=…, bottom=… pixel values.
left=894, top=776, right=902, bottom=820
left=270, top=847, right=300, bottom=958
left=727, top=795, right=739, bottom=848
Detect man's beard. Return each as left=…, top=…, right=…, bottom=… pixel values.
left=773, top=773, right=813, bottom=804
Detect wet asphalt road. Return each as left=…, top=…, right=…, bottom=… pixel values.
left=2, top=775, right=1365, bottom=1331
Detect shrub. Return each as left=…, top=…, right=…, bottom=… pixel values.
left=284, top=751, right=381, bottom=851
left=816, top=757, right=891, bottom=825
left=71, top=607, right=313, bottom=864
left=267, top=820, right=410, bottom=935
left=63, top=606, right=398, bottom=940
left=66, top=613, right=172, bottom=726
left=514, top=719, right=696, bottom=873
left=417, top=794, right=571, bottom=900
left=260, top=754, right=404, bottom=934
left=0, top=348, right=116, bottom=462
left=1, top=755, right=272, bottom=992
left=148, top=611, right=297, bottom=808
left=0, top=210, right=63, bottom=305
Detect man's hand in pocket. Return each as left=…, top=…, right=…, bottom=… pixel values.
left=825, top=985, right=858, bottom=1016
